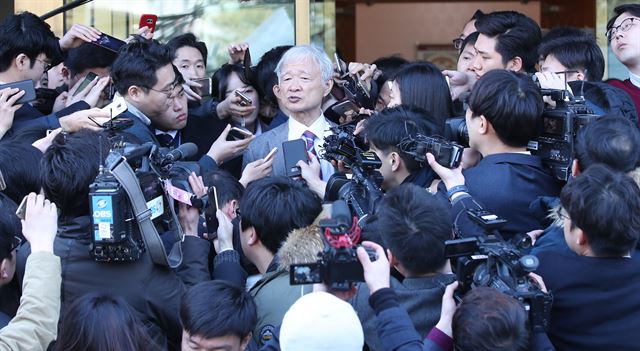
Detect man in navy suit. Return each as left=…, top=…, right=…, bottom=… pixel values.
left=111, top=39, right=252, bottom=172
left=454, top=70, right=562, bottom=239
left=242, top=45, right=337, bottom=180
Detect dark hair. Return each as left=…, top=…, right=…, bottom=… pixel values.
left=64, top=43, right=118, bottom=78
left=376, top=184, right=451, bottom=274
left=40, top=130, right=110, bottom=218
left=211, top=63, right=253, bottom=101
left=393, top=62, right=453, bottom=130
left=560, top=164, right=640, bottom=256
left=365, top=105, right=439, bottom=172
left=255, top=45, right=293, bottom=108
left=54, top=293, right=157, bottom=351
left=372, top=55, right=408, bottom=83
left=0, top=193, right=20, bottom=261
left=453, top=287, right=529, bottom=351
left=475, top=11, right=541, bottom=73
left=181, top=280, right=256, bottom=340
left=204, top=169, right=244, bottom=206
left=166, top=33, right=208, bottom=67
left=606, top=4, right=640, bottom=35
left=240, top=177, right=322, bottom=254
left=470, top=10, right=485, bottom=22
left=538, top=28, right=604, bottom=81
left=0, top=142, right=42, bottom=205
left=468, top=70, right=543, bottom=147
left=111, top=39, right=175, bottom=95
left=459, top=32, right=479, bottom=57
left=0, top=12, right=61, bottom=72
left=203, top=169, right=244, bottom=221
left=575, top=116, right=640, bottom=172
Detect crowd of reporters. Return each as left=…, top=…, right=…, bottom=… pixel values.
left=0, top=4, right=639, bottom=351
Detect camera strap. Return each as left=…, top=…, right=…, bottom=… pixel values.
left=109, top=156, right=176, bottom=268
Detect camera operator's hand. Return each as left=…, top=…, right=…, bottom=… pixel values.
left=213, top=209, right=234, bottom=253
left=535, top=72, right=574, bottom=108
left=21, top=193, right=58, bottom=254
left=183, top=80, right=203, bottom=102
left=426, top=153, right=465, bottom=190
left=0, top=88, right=24, bottom=139
left=32, top=128, right=62, bottom=153
left=215, top=92, right=256, bottom=120
left=435, top=281, right=459, bottom=337
left=528, top=272, right=548, bottom=293
left=188, top=172, right=207, bottom=199
left=227, top=42, right=249, bottom=64
left=59, top=108, right=111, bottom=132
left=357, top=241, right=390, bottom=295
left=526, top=229, right=544, bottom=246
left=239, top=158, right=273, bottom=188
left=442, top=70, right=474, bottom=101
left=59, top=24, right=102, bottom=51
left=207, top=124, right=255, bottom=165
left=178, top=202, right=199, bottom=237
left=298, top=153, right=326, bottom=198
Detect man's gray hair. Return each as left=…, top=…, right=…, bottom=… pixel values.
left=275, top=45, right=334, bottom=83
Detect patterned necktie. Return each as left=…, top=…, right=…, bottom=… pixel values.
left=156, top=133, right=175, bottom=148
left=301, top=130, right=318, bottom=158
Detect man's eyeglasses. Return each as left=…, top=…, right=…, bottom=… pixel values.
left=556, top=207, right=570, bottom=221
left=34, top=58, right=52, bottom=72
left=8, top=236, right=22, bottom=253
left=606, top=17, right=639, bottom=41
left=148, top=85, right=186, bottom=106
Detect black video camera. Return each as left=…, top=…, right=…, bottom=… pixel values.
left=323, top=124, right=384, bottom=224
left=398, top=133, right=464, bottom=169
left=289, top=200, right=377, bottom=291
left=89, top=140, right=200, bottom=263
left=445, top=208, right=553, bottom=332
left=527, top=96, right=598, bottom=181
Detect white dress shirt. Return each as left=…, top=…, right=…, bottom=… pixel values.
left=630, top=71, right=640, bottom=89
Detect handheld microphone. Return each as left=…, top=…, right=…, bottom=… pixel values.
left=123, top=142, right=154, bottom=161
left=161, top=142, right=198, bottom=165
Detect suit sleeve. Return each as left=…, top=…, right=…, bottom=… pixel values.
left=242, top=142, right=259, bottom=170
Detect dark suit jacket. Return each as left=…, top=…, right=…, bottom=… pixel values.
left=120, top=111, right=218, bottom=172
left=350, top=273, right=456, bottom=351
left=462, top=153, right=562, bottom=239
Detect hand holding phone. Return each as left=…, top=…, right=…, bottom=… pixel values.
left=228, top=126, right=253, bottom=141
left=264, top=147, right=278, bottom=162
left=235, top=90, right=252, bottom=107
left=73, top=72, right=98, bottom=97
left=0, top=80, right=36, bottom=105
left=283, top=139, right=309, bottom=178
left=139, top=14, right=158, bottom=32
left=193, top=77, right=211, bottom=97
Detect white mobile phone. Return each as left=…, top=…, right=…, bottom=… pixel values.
left=263, top=147, right=278, bottom=162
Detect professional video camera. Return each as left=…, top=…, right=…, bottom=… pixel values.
left=444, top=82, right=599, bottom=180
left=289, top=200, right=377, bottom=291
left=445, top=208, right=553, bottom=332
left=89, top=140, right=200, bottom=264
left=397, top=133, right=464, bottom=169
left=322, top=124, right=383, bottom=225
left=527, top=92, right=599, bottom=181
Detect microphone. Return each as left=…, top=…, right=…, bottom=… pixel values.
left=331, top=200, right=352, bottom=232
left=161, top=142, right=198, bottom=165
left=123, top=142, right=154, bottom=161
